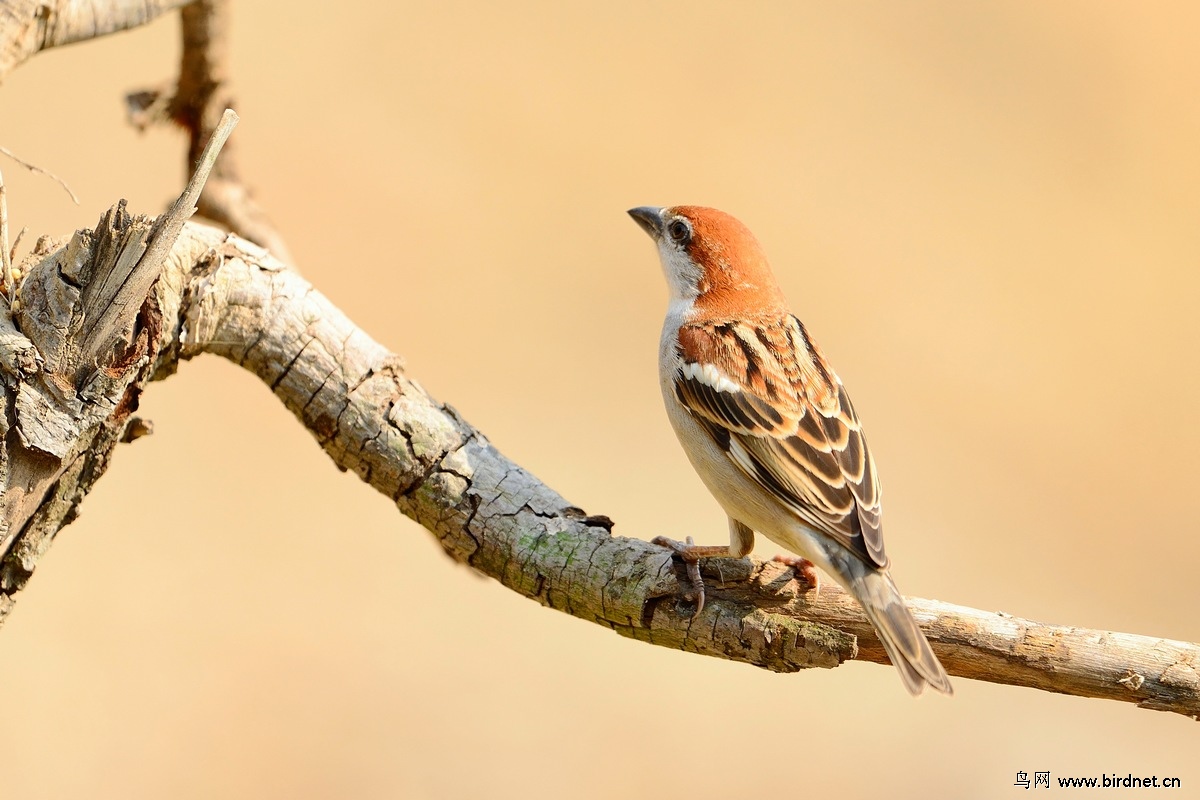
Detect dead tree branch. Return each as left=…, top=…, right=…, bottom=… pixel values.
left=125, top=0, right=294, bottom=263
left=0, top=108, right=235, bottom=619
left=0, top=214, right=1194, bottom=720
left=0, top=0, right=189, bottom=79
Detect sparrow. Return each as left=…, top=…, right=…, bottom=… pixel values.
left=628, top=205, right=952, bottom=696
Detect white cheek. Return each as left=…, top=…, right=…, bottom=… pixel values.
left=656, top=242, right=702, bottom=303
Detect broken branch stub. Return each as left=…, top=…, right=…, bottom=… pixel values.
left=0, top=110, right=238, bottom=600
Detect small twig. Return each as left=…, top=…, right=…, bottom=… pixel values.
left=123, top=0, right=292, bottom=261
left=10, top=227, right=28, bottom=265
left=171, top=0, right=293, bottom=263
left=78, top=109, right=239, bottom=368
left=174, top=109, right=240, bottom=217
left=0, top=145, right=80, bottom=205
left=0, top=171, right=10, bottom=282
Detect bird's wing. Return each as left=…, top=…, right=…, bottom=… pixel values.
left=673, top=315, right=886, bottom=567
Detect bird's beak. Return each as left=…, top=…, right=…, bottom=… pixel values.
left=627, top=206, right=665, bottom=240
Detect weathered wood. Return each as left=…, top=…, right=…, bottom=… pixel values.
left=8, top=221, right=1192, bottom=718
left=0, top=0, right=190, bottom=80
left=0, top=200, right=1195, bottom=719
left=169, top=230, right=1200, bottom=720
left=0, top=112, right=235, bottom=606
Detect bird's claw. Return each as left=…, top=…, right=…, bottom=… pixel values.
left=652, top=535, right=707, bottom=617
left=772, top=553, right=821, bottom=597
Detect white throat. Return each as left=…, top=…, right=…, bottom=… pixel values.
left=656, top=239, right=702, bottom=306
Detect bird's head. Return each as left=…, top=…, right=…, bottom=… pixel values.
left=627, top=205, right=786, bottom=316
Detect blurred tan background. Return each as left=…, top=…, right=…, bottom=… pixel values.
left=2, top=2, right=1198, bottom=797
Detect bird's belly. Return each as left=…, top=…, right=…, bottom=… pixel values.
left=661, top=388, right=821, bottom=554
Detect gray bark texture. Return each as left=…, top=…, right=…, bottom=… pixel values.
left=0, top=208, right=1196, bottom=720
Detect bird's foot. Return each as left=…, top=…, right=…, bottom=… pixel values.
left=772, top=553, right=821, bottom=596
left=652, top=535, right=707, bottom=615
left=652, top=536, right=735, bottom=617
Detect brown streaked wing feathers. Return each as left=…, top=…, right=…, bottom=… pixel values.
left=675, top=316, right=887, bottom=568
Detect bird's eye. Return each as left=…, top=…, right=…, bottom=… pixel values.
left=667, top=219, right=692, bottom=244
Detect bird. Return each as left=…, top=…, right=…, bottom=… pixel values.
left=628, top=204, right=952, bottom=696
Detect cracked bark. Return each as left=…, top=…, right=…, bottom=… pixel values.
left=1, top=214, right=1195, bottom=720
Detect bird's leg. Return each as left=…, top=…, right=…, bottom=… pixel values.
left=772, top=553, right=821, bottom=596
left=651, top=536, right=737, bottom=616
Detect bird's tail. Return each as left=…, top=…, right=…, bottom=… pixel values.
left=848, top=565, right=953, bottom=696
